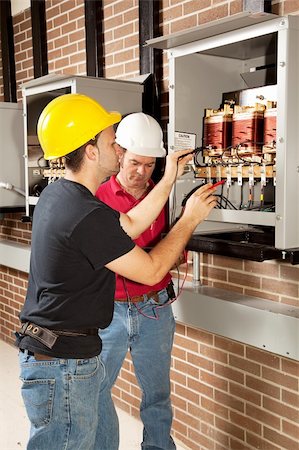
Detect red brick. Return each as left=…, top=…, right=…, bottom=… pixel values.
left=188, top=427, right=214, bottom=449
left=183, top=0, right=211, bottom=15
left=230, top=382, right=261, bottom=406
left=215, top=363, right=244, bottom=384
left=175, top=384, right=199, bottom=405
left=170, top=367, right=187, bottom=386
left=172, top=345, right=186, bottom=361
left=201, top=396, right=229, bottom=419
left=174, top=334, right=198, bottom=352
left=175, top=408, right=200, bottom=430
left=263, top=397, right=299, bottom=422
left=282, top=419, right=299, bottom=441
left=246, top=347, right=280, bottom=369
left=282, top=389, right=299, bottom=408
left=215, top=389, right=245, bottom=413
left=200, top=371, right=228, bottom=392
left=203, top=265, right=227, bottom=281
left=262, top=366, right=298, bottom=391
left=262, top=277, right=298, bottom=298
left=163, top=5, right=183, bottom=22
left=246, top=403, right=280, bottom=430
left=228, top=271, right=260, bottom=289
left=170, top=15, right=197, bottom=34
left=282, top=358, right=299, bottom=377
left=114, top=23, right=134, bottom=40
left=187, top=352, right=213, bottom=371
left=174, top=359, right=199, bottom=379
left=230, top=0, right=243, bottom=15
left=230, top=410, right=261, bottom=435
left=186, top=327, right=213, bottom=345
left=246, top=374, right=280, bottom=399
left=215, top=416, right=244, bottom=441
left=284, top=0, right=299, bottom=14
left=200, top=344, right=228, bottom=363
left=113, top=0, right=134, bottom=15
left=264, top=426, right=299, bottom=449
left=244, top=288, right=279, bottom=302
left=229, top=354, right=260, bottom=376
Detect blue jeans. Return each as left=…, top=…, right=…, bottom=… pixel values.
left=98, top=288, right=176, bottom=450
left=19, top=351, right=109, bottom=450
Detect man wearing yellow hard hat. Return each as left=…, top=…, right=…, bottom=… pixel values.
left=16, top=93, right=216, bottom=449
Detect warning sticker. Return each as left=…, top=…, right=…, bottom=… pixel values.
left=174, top=131, right=196, bottom=151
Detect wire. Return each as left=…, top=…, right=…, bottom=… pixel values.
left=131, top=251, right=189, bottom=320
left=0, top=181, right=25, bottom=197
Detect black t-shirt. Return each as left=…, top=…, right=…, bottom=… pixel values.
left=19, top=178, right=135, bottom=358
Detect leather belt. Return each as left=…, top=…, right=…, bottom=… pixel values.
left=21, top=350, right=55, bottom=361
left=20, top=322, right=98, bottom=349
left=34, top=353, right=55, bottom=360
left=116, top=289, right=160, bottom=303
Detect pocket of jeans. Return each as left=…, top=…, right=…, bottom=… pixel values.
left=21, top=378, right=55, bottom=428
left=147, top=291, right=169, bottom=306
left=73, top=356, right=103, bottom=382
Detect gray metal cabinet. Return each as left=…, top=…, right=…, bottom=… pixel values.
left=0, top=102, right=25, bottom=210
left=147, top=13, right=299, bottom=251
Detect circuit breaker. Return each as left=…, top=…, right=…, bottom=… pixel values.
left=0, top=102, right=25, bottom=210
left=147, top=12, right=299, bottom=255
left=22, top=74, right=145, bottom=218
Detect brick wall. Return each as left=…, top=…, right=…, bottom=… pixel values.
left=0, top=1, right=298, bottom=449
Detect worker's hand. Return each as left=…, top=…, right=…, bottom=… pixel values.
left=163, top=149, right=194, bottom=186
left=181, top=183, right=217, bottom=225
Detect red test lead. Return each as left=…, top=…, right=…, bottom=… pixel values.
left=209, top=180, right=226, bottom=189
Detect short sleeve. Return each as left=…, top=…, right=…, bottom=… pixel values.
left=71, top=205, right=135, bottom=269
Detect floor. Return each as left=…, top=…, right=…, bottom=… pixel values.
left=0, top=340, right=187, bottom=450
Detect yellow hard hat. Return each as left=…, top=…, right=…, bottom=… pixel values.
left=37, top=93, right=121, bottom=160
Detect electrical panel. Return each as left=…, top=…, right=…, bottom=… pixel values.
left=22, top=74, right=145, bottom=218
left=147, top=13, right=299, bottom=254
left=0, top=102, right=25, bottom=210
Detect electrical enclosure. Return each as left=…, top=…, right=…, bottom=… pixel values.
left=0, top=102, right=25, bottom=210
left=147, top=13, right=299, bottom=252
left=22, top=74, right=144, bottom=217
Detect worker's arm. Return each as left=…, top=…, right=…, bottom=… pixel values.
left=119, top=149, right=192, bottom=239
left=106, top=183, right=216, bottom=285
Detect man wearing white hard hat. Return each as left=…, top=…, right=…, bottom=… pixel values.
left=96, top=113, right=176, bottom=450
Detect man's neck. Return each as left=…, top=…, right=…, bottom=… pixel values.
left=65, top=167, right=108, bottom=195
left=116, top=174, right=149, bottom=200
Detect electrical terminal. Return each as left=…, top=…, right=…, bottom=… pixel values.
left=216, top=165, right=222, bottom=182
left=248, top=164, right=255, bottom=187
left=207, top=166, right=212, bottom=184
left=260, top=164, right=267, bottom=187
left=226, top=165, right=232, bottom=187
left=237, top=164, right=243, bottom=186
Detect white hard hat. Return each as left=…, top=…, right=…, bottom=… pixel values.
left=115, top=112, right=166, bottom=157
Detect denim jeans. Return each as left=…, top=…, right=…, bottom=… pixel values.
left=98, top=288, right=176, bottom=450
left=19, top=351, right=107, bottom=450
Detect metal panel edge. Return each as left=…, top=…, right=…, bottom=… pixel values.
left=0, top=240, right=30, bottom=273
left=146, top=12, right=279, bottom=50
left=172, top=284, right=299, bottom=361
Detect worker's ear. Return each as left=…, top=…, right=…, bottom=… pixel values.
left=85, top=143, right=98, bottom=161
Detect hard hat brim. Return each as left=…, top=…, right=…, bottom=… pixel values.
left=116, top=145, right=166, bottom=158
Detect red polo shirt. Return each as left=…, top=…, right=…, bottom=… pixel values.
left=96, top=175, right=171, bottom=299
